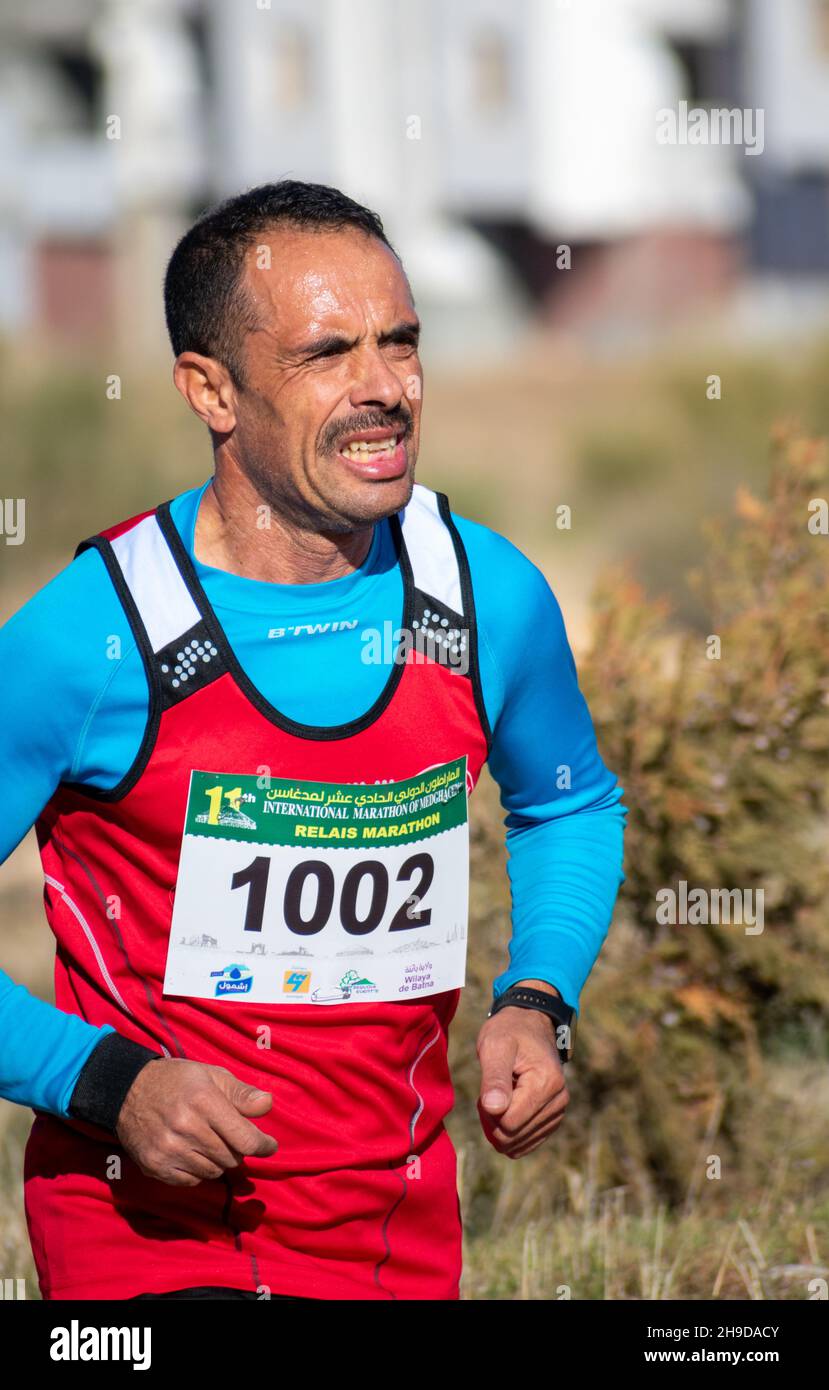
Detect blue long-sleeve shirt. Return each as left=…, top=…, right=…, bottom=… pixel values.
left=0, top=478, right=626, bottom=1116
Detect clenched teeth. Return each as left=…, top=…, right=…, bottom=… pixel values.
left=340, top=434, right=400, bottom=459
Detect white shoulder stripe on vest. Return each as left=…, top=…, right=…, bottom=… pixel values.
left=110, top=514, right=200, bottom=653
left=398, top=484, right=463, bottom=616
left=110, top=488, right=462, bottom=652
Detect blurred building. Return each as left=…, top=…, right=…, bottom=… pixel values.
left=1, top=0, right=828, bottom=361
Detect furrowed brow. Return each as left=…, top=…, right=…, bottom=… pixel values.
left=378, top=320, right=421, bottom=346
left=294, top=319, right=421, bottom=358
left=294, top=331, right=357, bottom=359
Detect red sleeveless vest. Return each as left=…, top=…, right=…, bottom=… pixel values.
left=25, top=483, right=491, bottom=1300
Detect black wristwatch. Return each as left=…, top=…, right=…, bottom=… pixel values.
left=487, top=985, right=577, bottom=1063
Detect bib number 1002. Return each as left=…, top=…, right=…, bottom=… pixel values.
left=230, top=853, right=434, bottom=938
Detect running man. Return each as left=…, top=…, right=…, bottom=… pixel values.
left=0, top=180, right=626, bottom=1300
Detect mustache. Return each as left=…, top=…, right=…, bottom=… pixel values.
left=319, top=408, right=413, bottom=454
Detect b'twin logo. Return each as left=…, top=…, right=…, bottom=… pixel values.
left=50, top=1321, right=151, bottom=1370
left=267, top=619, right=359, bottom=639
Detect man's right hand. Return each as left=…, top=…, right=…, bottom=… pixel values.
left=115, top=1057, right=279, bottom=1186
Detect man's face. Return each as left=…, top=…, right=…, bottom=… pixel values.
left=228, top=225, right=422, bottom=531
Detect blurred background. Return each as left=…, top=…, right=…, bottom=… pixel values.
left=1, top=0, right=828, bottom=1299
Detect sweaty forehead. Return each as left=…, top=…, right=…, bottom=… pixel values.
left=242, top=226, right=410, bottom=340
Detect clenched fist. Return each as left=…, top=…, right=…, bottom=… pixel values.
left=116, top=1057, right=279, bottom=1186
left=476, top=981, right=570, bottom=1159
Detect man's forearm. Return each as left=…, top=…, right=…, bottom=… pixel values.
left=514, top=978, right=560, bottom=997
left=494, top=800, right=626, bottom=1010
left=0, top=969, right=116, bottom=1116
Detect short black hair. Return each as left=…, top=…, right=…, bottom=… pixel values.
left=163, top=179, right=398, bottom=388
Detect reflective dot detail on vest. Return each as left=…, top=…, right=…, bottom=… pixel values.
left=411, top=590, right=470, bottom=674
left=156, top=620, right=227, bottom=710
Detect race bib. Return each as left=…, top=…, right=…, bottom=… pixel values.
left=163, top=756, right=469, bottom=1005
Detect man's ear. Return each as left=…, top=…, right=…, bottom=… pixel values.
left=173, top=352, right=238, bottom=434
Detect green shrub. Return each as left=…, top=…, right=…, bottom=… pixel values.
left=453, top=428, right=829, bottom=1231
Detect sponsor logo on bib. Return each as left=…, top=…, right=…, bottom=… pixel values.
left=210, top=963, right=254, bottom=996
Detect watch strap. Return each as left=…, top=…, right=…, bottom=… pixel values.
left=488, top=985, right=576, bottom=1062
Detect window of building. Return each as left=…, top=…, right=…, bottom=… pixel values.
left=469, top=27, right=512, bottom=114
left=664, top=32, right=740, bottom=109
left=41, top=45, right=103, bottom=135
left=274, top=24, right=313, bottom=110
left=815, top=0, right=829, bottom=56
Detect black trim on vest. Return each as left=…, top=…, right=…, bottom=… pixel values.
left=154, top=501, right=417, bottom=742
left=60, top=533, right=165, bottom=803
left=435, top=492, right=493, bottom=754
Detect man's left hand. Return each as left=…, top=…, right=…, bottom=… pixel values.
left=476, top=981, right=570, bottom=1159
